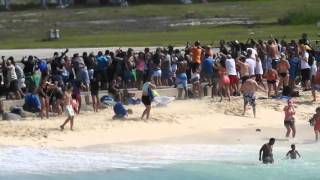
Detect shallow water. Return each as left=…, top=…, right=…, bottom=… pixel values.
left=0, top=144, right=319, bottom=180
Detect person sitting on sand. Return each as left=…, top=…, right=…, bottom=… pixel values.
left=283, top=99, right=296, bottom=138
left=240, top=78, right=266, bottom=118
left=266, top=68, right=278, bottom=98
left=259, top=138, right=275, bottom=164
left=60, top=84, right=75, bottom=131
left=286, top=144, right=301, bottom=159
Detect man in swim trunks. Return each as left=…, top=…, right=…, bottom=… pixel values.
left=259, top=138, right=275, bottom=164
left=236, top=55, right=250, bottom=84
left=240, top=78, right=266, bottom=118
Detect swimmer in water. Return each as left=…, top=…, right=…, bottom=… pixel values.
left=259, top=138, right=275, bottom=164
left=286, top=144, right=301, bottom=159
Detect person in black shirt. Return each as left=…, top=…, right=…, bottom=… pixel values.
left=90, top=72, right=100, bottom=112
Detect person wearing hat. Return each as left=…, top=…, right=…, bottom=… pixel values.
left=299, top=43, right=311, bottom=91
left=283, top=99, right=296, bottom=138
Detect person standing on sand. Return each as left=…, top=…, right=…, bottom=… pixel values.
left=141, top=78, right=156, bottom=120
left=240, top=78, right=266, bottom=118
left=60, top=84, right=75, bottom=131
left=176, top=57, right=188, bottom=99
left=236, top=55, right=250, bottom=84
left=283, top=99, right=296, bottom=138
left=259, top=138, right=275, bottom=164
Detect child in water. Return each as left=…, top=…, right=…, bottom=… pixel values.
left=286, top=144, right=301, bottom=159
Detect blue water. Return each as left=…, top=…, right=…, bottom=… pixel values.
left=1, top=144, right=320, bottom=180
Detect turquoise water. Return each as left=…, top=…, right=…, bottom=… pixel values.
left=1, top=144, right=319, bottom=180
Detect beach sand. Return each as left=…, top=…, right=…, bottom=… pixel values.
left=0, top=92, right=318, bottom=148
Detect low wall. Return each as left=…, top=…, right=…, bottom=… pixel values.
left=0, top=87, right=182, bottom=112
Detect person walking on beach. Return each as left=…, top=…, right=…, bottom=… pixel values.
left=283, top=99, right=296, bottom=138
left=286, top=144, right=301, bottom=159
left=60, top=84, right=75, bottom=131
left=311, top=107, right=320, bottom=141
left=259, top=138, right=275, bottom=164
left=141, top=78, right=156, bottom=120
left=240, top=78, right=266, bottom=118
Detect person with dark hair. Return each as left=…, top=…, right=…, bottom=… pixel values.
left=189, top=41, right=204, bottom=73
left=90, top=72, right=100, bottom=112
left=259, top=138, right=275, bottom=164
left=2, top=56, right=21, bottom=100
left=141, top=78, right=156, bottom=120
left=286, top=144, right=301, bottom=159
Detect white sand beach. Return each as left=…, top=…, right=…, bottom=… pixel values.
left=0, top=91, right=318, bottom=148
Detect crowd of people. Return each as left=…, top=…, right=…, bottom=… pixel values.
left=0, top=34, right=319, bottom=129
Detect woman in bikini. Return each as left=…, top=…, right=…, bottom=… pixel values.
left=276, top=54, right=290, bottom=92
left=266, top=68, right=278, bottom=98
left=215, top=60, right=230, bottom=102
left=283, top=99, right=296, bottom=138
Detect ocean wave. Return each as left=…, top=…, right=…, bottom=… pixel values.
left=0, top=144, right=316, bottom=175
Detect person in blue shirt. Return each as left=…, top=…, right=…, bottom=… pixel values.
left=288, top=53, right=300, bottom=89
left=23, top=90, right=41, bottom=113
left=112, top=95, right=133, bottom=119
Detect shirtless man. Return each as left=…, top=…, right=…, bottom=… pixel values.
left=286, top=144, right=301, bottom=160
left=259, top=138, right=275, bottom=164
left=240, top=78, right=266, bottom=118
left=267, top=39, right=280, bottom=69
left=236, top=56, right=250, bottom=84
left=176, top=58, right=188, bottom=99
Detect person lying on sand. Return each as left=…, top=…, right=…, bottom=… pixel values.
left=286, top=144, right=301, bottom=159
left=240, top=78, right=266, bottom=118
left=259, top=138, right=275, bottom=164
left=113, top=102, right=133, bottom=120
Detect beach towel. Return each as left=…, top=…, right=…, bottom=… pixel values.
left=153, top=96, right=175, bottom=106
left=100, top=95, right=116, bottom=106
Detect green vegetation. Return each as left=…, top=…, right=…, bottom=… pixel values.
left=0, top=0, right=319, bottom=49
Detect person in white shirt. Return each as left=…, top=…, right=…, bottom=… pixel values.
left=245, top=49, right=256, bottom=78
left=299, top=44, right=311, bottom=90
left=255, top=56, right=266, bottom=89
left=225, top=54, right=239, bottom=95
left=2, top=56, right=21, bottom=99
